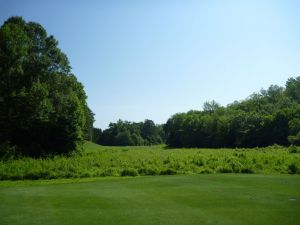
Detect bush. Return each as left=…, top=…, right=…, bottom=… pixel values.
left=288, top=145, right=300, bottom=154
left=288, top=132, right=300, bottom=146
left=192, top=157, right=205, bottom=166
left=226, top=157, right=242, bottom=172
left=101, top=168, right=120, bottom=177
left=241, top=167, right=255, bottom=174
left=121, top=168, right=138, bottom=176
left=199, top=168, right=213, bottom=174
left=138, top=167, right=158, bottom=175
left=217, top=166, right=233, bottom=173
left=160, top=169, right=177, bottom=175
left=288, top=163, right=298, bottom=174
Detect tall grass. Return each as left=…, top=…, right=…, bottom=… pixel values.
left=0, top=143, right=299, bottom=180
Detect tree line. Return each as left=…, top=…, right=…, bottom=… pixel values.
left=1, top=17, right=299, bottom=158
left=92, top=119, right=165, bottom=146
left=164, top=78, right=300, bottom=148
left=0, top=17, right=94, bottom=157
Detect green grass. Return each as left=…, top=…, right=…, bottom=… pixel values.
left=0, top=142, right=300, bottom=180
left=1, top=144, right=299, bottom=224
left=0, top=174, right=299, bottom=225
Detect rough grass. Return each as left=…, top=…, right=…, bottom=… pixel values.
left=0, top=174, right=299, bottom=225
left=0, top=142, right=299, bottom=180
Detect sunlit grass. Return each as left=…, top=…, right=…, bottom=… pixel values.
left=0, top=174, right=299, bottom=225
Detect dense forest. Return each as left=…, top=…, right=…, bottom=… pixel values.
left=164, top=78, right=300, bottom=148
left=0, top=17, right=94, bottom=157
left=93, top=119, right=165, bottom=146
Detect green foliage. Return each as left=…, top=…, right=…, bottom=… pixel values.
left=0, top=17, right=93, bottom=156
left=286, top=77, right=300, bottom=103
left=121, top=168, right=138, bottom=176
left=160, top=168, right=177, bottom=175
left=95, top=119, right=164, bottom=146
left=288, top=145, right=300, bottom=154
left=165, top=77, right=300, bottom=148
left=92, top=128, right=102, bottom=144
left=288, top=132, right=300, bottom=146
left=0, top=143, right=299, bottom=181
left=288, top=163, right=298, bottom=174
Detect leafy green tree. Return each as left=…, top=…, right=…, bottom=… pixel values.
left=92, top=128, right=102, bottom=144
left=95, top=119, right=164, bottom=146
left=0, top=17, right=93, bottom=156
left=203, top=100, right=221, bottom=113
left=165, top=77, right=300, bottom=148
left=141, top=119, right=162, bottom=145
left=288, top=110, right=300, bottom=145
left=115, top=130, right=133, bottom=146
left=286, top=77, right=300, bottom=103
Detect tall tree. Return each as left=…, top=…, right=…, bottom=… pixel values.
left=0, top=17, right=93, bottom=156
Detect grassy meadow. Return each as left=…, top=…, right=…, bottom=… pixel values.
left=1, top=143, right=300, bottom=225
left=0, top=142, right=300, bottom=180
left=0, top=174, right=300, bottom=225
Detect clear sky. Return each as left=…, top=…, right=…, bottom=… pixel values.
left=1, top=0, right=300, bottom=129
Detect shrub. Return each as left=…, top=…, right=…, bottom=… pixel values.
left=79, top=170, right=93, bottom=178
left=288, top=132, right=300, bottom=146
left=138, top=167, right=158, bottom=175
left=192, top=157, right=205, bottom=166
left=101, top=168, right=120, bottom=177
left=288, top=145, right=300, bottom=154
left=241, top=167, right=255, bottom=174
left=226, top=157, right=242, bottom=172
left=160, top=169, right=177, bottom=175
left=121, top=168, right=138, bottom=177
left=199, top=168, right=213, bottom=174
left=217, top=166, right=233, bottom=173
left=288, top=163, right=298, bottom=174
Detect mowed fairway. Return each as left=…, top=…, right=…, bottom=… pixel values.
left=0, top=174, right=299, bottom=225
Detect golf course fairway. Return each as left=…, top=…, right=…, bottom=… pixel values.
left=0, top=174, right=299, bottom=225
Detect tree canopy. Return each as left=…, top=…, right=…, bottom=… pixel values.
left=93, top=119, right=165, bottom=146
left=164, top=78, right=300, bottom=148
left=0, top=17, right=93, bottom=156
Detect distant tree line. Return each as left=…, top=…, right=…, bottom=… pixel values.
left=93, top=119, right=165, bottom=146
left=164, top=77, right=300, bottom=148
left=0, top=17, right=93, bottom=157
left=1, top=16, right=299, bottom=157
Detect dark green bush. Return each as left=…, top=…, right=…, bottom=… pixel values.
left=121, top=168, right=138, bottom=176
left=138, top=167, right=158, bottom=175
left=288, top=163, right=298, bottom=174
left=217, top=166, right=233, bottom=173
left=288, top=145, right=300, bottom=154
left=199, top=168, right=214, bottom=174
left=160, top=169, right=177, bottom=175
left=241, top=167, right=255, bottom=174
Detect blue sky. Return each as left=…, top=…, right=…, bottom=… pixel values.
left=1, top=0, right=300, bottom=129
